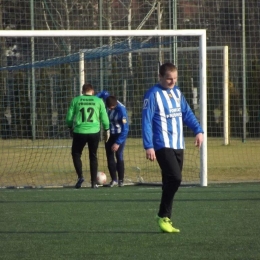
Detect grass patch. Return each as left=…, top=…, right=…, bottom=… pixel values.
left=1, top=137, right=260, bottom=187
left=0, top=183, right=259, bottom=259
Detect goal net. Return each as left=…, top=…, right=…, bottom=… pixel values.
left=0, top=30, right=207, bottom=188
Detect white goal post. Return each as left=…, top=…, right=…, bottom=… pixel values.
left=0, top=29, right=207, bottom=187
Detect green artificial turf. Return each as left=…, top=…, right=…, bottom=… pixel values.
left=0, top=183, right=259, bottom=260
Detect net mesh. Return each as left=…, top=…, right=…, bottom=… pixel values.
left=0, top=35, right=203, bottom=187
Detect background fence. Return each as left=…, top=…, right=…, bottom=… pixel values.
left=0, top=0, right=259, bottom=187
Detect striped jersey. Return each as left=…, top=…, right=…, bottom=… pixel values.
left=142, top=83, right=203, bottom=150
left=108, top=101, right=129, bottom=145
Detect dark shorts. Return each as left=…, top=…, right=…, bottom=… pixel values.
left=72, top=132, right=100, bottom=155
left=155, top=148, right=184, bottom=182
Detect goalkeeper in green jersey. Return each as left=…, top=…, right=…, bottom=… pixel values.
left=66, top=83, right=110, bottom=189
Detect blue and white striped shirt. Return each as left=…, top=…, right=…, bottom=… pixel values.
left=142, top=83, right=203, bottom=150
left=108, top=101, right=129, bottom=145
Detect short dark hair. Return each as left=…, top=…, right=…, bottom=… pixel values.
left=82, top=83, right=94, bottom=93
left=159, top=63, right=178, bottom=77
left=106, top=96, right=117, bottom=108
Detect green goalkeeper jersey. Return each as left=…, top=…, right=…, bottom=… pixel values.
left=66, top=94, right=109, bottom=134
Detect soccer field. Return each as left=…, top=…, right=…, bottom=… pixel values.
left=0, top=183, right=259, bottom=260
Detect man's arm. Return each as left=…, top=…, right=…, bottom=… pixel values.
left=96, top=90, right=110, bottom=102
left=98, top=99, right=110, bottom=142
left=115, top=106, right=129, bottom=145
left=99, top=99, right=110, bottom=130
left=142, top=91, right=155, bottom=150
left=181, top=94, right=204, bottom=148
left=65, top=99, right=75, bottom=128
left=142, top=90, right=157, bottom=161
left=181, top=95, right=204, bottom=135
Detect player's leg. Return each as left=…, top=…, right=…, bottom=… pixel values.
left=87, top=132, right=100, bottom=188
left=155, top=148, right=183, bottom=232
left=156, top=148, right=183, bottom=217
left=105, top=136, right=118, bottom=186
left=71, top=133, right=87, bottom=188
left=115, top=140, right=126, bottom=186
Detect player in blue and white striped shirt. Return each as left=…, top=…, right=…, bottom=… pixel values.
left=105, top=95, right=129, bottom=187
left=142, top=62, right=204, bottom=233
left=96, top=92, right=129, bottom=187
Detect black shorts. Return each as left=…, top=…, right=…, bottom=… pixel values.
left=72, top=132, right=100, bottom=155
left=155, top=148, right=184, bottom=182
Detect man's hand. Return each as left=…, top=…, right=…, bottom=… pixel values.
left=103, top=129, right=110, bottom=142
left=194, top=133, right=203, bottom=148
left=146, top=148, right=156, bottom=161
left=111, top=143, right=119, bottom=152
left=68, top=127, right=73, bottom=138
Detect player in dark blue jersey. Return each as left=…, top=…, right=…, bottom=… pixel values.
left=142, top=62, right=204, bottom=233
left=96, top=91, right=129, bottom=187
left=105, top=96, right=129, bottom=187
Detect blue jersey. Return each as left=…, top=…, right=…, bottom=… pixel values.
left=108, top=101, right=129, bottom=145
left=96, top=90, right=129, bottom=144
left=142, top=83, right=203, bottom=150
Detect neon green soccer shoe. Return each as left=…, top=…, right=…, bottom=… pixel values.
left=156, top=216, right=180, bottom=233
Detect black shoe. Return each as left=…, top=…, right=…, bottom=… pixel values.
left=75, top=177, right=84, bottom=189
left=118, top=180, right=124, bottom=187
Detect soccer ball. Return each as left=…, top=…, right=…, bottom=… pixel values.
left=96, top=171, right=107, bottom=185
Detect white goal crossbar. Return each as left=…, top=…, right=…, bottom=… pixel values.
left=0, top=29, right=207, bottom=186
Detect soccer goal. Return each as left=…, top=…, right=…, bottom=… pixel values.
left=0, top=29, right=207, bottom=188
